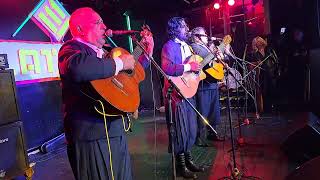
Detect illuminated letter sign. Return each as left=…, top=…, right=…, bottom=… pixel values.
left=32, top=0, right=70, bottom=42
left=0, top=40, right=61, bottom=83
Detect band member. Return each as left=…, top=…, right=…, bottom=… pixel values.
left=251, top=36, right=277, bottom=113
left=58, top=7, right=153, bottom=180
left=190, top=27, right=223, bottom=146
left=161, top=17, right=204, bottom=179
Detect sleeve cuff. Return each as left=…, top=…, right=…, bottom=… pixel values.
left=184, top=64, right=191, bottom=72
left=114, top=57, right=123, bottom=75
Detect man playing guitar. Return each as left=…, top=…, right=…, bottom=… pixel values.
left=190, top=27, right=224, bottom=146
left=161, top=17, right=204, bottom=179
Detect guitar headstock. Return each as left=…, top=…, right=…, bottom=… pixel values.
left=140, top=24, right=153, bottom=38
left=222, top=35, right=232, bottom=45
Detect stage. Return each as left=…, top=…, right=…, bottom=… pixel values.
left=14, top=110, right=312, bottom=180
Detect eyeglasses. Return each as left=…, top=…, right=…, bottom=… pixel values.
left=194, top=34, right=208, bottom=38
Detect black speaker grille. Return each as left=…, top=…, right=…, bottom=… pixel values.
left=0, top=70, right=20, bottom=125
left=0, top=121, right=28, bottom=178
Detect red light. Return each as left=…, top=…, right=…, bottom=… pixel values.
left=228, top=0, right=235, bottom=6
left=213, top=3, right=220, bottom=9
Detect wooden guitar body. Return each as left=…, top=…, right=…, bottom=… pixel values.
left=168, top=55, right=206, bottom=98
left=91, top=47, right=145, bottom=112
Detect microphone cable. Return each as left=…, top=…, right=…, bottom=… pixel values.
left=148, top=55, right=159, bottom=180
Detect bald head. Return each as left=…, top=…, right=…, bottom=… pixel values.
left=69, top=7, right=95, bottom=37
left=69, top=7, right=107, bottom=48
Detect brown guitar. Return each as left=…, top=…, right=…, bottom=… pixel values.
left=204, top=35, right=232, bottom=80
left=91, top=26, right=152, bottom=112
left=168, top=35, right=232, bottom=98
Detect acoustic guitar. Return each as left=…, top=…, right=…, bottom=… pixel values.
left=202, top=34, right=232, bottom=80
left=168, top=35, right=232, bottom=98
left=91, top=25, right=152, bottom=112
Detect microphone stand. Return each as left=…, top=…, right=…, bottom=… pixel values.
left=242, top=54, right=272, bottom=80
left=198, top=40, right=259, bottom=180
left=209, top=46, right=258, bottom=120
left=131, top=36, right=217, bottom=180
left=229, top=46, right=261, bottom=120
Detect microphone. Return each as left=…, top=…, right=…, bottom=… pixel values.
left=105, top=29, right=139, bottom=37
left=193, top=34, right=222, bottom=41
left=209, top=36, right=223, bottom=41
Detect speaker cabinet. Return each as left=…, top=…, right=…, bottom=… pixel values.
left=282, top=113, right=320, bottom=164
left=0, top=69, right=20, bottom=125
left=286, top=156, right=320, bottom=180
left=0, top=121, right=29, bottom=179
left=0, top=69, right=30, bottom=179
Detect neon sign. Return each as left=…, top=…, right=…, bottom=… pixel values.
left=32, top=0, right=70, bottom=42
left=0, top=40, right=61, bottom=83
left=12, top=0, right=70, bottom=42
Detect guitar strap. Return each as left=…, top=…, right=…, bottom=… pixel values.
left=188, top=45, right=195, bottom=55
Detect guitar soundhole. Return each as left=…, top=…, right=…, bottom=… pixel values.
left=123, top=69, right=133, bottom=75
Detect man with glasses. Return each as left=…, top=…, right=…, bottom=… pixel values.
left=58, top=7, right=154, bottom=180
left=190, top=27, right=223, bottom=146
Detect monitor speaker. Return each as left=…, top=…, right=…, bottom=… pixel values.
left=285, top=156, right=320, bottom=180
left=282, top=113, right=320, bottom=164
left=0, top=121, right=29, bottom=179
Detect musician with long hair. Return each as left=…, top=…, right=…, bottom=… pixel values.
left=161, top=17, right=204, bottom=179
left=58, top=7, right=153, bottom=180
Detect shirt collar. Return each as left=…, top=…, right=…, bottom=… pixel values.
left=174, top=38, right=188, bottom=46
left=74, top=37, right=104, bottom=58
left=74, top=38, right=101, bottom=51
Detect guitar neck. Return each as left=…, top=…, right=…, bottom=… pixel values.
left=132, top=45, right=144, bottom=61
left=200, top=53, right=215, bottom=69
left=199, top=41, right=229, bottom=69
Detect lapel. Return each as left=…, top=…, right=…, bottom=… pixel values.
left=72, top=40, right=98, bottom=56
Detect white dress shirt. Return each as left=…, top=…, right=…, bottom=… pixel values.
left=174, top=38, right=192, bottom=72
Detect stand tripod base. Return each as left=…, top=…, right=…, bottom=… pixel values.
left=218, top=166, right=261, bottom=180
left=232, top=168, right=241, bottom=179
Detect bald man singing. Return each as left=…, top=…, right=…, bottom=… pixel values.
left=58, top=7, right=154, bottom=180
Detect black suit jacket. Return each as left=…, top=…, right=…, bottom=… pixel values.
left=58, top=40, right=125, bottom=143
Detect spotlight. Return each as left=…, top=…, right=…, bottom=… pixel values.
left=228, top=0, right=235, bottom=6
left=213, top=3, right=220, bottom=9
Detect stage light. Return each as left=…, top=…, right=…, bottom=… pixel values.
left=228, top=0, right=235, bottom=6
left=213, top=3, right=220, bottom=9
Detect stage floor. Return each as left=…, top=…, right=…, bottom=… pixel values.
left=16, top=110, right=310, bottom=180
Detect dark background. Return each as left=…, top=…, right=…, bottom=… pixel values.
left=0, top=0, right=319, bottom=149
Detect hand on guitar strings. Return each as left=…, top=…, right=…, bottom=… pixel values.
left=189, top=61, right=201, bottom=72
left=140, top=25, right=154, bottom=57
left=119, top=54, right=135, bottom=70
left=141, top=35, right=154, bottom=56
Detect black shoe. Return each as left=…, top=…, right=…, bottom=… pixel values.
left=176, top=153, right=198, bottom=179
left=195, top=137, right=209, bottom=147
left=207, top=134, right=225, bottom=141
left=185, top=151, right=205, bottom=172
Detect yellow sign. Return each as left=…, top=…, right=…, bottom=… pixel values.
left=0, top=40, right=61, bottom=83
